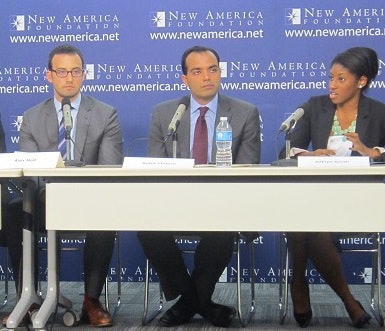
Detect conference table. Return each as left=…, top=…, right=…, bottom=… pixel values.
left=8, top=165, right=385, bottom=329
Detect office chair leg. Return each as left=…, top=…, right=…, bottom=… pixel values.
left=105, top=233, right=122, bottom=317
left=279, top=233, right=289, bottom=325
left=2, top=249, right=9, bottom=307
left=376, top=234, right=384, bottom=326
left=114, top=232, right=122, bottom=316
left=142, top=259, right=163, bottom=326
left=236, top=235, right=256, bottom=327
left=370, top=233, right=384, bottom=326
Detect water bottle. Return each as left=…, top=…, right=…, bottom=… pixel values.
left=216, top=117, right=232, bottom=167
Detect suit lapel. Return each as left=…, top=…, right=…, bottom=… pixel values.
left=212, top=95, right=233, bottom=159
left=216, top=95, right=233, bottom=124
left=316, top=100, right=335, bottom=149
left=74, top=96, right=91, bottom=160
left=44, top=99, right=59, bottom=147
left=175, top=105, right=191, bottom=159
left=355, top=97, right=370, bottom=138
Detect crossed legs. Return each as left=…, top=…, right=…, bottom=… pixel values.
left=137, top=231, right=236, bottom=327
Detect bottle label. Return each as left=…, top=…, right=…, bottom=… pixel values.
left=216, top=131, right=232, bottom=141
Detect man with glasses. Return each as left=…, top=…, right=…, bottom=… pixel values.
left=3, top=44, right=123, bottom=327
left=137, top=45, right=261, bottom=328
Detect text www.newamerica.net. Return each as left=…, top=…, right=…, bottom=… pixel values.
left=1, top=80, right=385, bottom=95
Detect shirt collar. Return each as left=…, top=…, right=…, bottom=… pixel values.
left=190, top=94, right=218, bottom=114
left=54, top=94, right=82, bottom=115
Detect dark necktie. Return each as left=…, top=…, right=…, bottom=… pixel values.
left=193, top=106, right=209, bottom=164
left=58, top=114, right=67, bottom=160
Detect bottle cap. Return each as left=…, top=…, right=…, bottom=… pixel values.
left=220, top=117, right=227, bottom=120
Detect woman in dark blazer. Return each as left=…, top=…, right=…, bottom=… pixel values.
left=282, top=47, right=385, bottom=328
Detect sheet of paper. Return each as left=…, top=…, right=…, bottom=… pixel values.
left=327, top=135, right=352, bottom=156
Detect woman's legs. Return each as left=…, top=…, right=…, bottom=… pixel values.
left=287, top=233, right=311, bottom=315
left=306, top=232, right=368, bottom=324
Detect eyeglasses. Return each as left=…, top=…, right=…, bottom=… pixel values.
left=51, top=68, right=84, bottom=78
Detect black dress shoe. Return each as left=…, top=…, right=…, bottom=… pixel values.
left=159, top=299, right=196, bottom=327
left=353, top=301, right=371, bottom=328
left=200, top=302, right=236, bottom=327
left=294, top=309, right=312, bottom=328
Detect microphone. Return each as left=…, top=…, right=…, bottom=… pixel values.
left=167, top=96, right=190, bottom=136
left=279, top=108, right=304, bottom=132
left=61, top=97, right=73, bottom=136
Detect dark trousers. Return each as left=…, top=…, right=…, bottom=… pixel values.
left=137, top=231, right=235, bottom=307
left=0, top=199, right=24, bottom=292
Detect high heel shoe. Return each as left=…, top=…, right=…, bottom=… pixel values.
left=291, top=281, right=312, bottom=328
left=352, top=301, right=371, bottom=328
left=294, top=309, right=313, bottom=328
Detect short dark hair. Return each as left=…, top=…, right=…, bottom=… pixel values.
left=48, top=44, right=84, bottom=70
left=331, top=47, right=378, bottom=92
left=181, top=45, right=220, bottom=75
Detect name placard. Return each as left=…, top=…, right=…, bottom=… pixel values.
left=298, top=156, right=370, bottom=168
left=123, top=157, right=194, bottom=169
left=12, top=151, right=65, bottom=169
left=0, top=153, right=18, bottom=169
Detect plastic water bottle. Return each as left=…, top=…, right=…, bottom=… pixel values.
left=216, top=117, right=232, bottom=167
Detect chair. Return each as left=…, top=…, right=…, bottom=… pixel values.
left=278, top=232, right=384, bottom=326
left=142, top=232, right=256, bottom=327
left=0, top=246, right=10, bottom=308
left=340, top=233, right=383, bottom=326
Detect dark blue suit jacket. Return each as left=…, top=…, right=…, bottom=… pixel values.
left=283, top=95, right=385, bottom=161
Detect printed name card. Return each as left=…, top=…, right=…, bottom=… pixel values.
left=123, top=157, right=194, bottom=169
left=297, top=156, right=370, bottom=168
left=0, top=153, right=18, bottom=169
left=1, top=151, right=65, bottom=169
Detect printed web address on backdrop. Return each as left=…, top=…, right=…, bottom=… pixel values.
left=9, top=32, right=120, bottom=44
left=2, top=80, right=384, bottom=95
left=285, top=27, right=385, bottom=38
left=80, top=80, right=326, bottom=93
left=78, top=79, right=385, bottom=92
left=149, top=29, right=264, bottom=40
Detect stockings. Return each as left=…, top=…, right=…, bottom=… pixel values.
left=287, top=232, right=365, bottom=322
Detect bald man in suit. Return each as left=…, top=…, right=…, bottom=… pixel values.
left=138, top=45, right=261, bottom=328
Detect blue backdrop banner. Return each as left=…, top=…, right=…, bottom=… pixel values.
left=0, top=0, right=384, bottom=284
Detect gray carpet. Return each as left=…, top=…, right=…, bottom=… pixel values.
left=0, top=282, right=383, bottom=330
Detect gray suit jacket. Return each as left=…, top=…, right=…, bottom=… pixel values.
left=148, top=94, right=261, bottom=164
left=19, top=94, right=123, bottom=165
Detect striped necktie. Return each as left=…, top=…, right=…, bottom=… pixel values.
left=58, top=114, right=67, bottom=160
left=192, top=106, right=209, bottom=164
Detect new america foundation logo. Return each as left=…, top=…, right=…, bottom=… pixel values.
left=150, top=10, right=264, bottom=29
left=285, top=6, right=385, bottom=26
left=10, top=13, right=120, bottom=32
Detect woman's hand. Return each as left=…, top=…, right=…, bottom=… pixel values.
left=298, top=149, right=336, bottom=156
left=345, top=132, right=380, bottom=158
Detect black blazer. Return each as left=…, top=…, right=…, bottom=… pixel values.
left=282, top=95, right=385, bottom=161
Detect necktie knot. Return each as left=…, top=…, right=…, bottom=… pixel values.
left=199, top=106, right=209, bottom=118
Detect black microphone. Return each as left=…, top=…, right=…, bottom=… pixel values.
left=61, top=97, right=73, bottom=136
left=60, top=97, right=84, bottom=167
left=167, top=96, right=190, bottom=136
left=279, top=108, right=304, bottom=132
